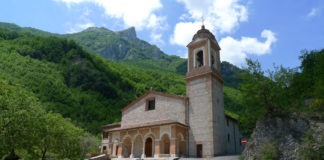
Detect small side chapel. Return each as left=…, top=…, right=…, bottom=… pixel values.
left=101, top=26, right=243, bottom=158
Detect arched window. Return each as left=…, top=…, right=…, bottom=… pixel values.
left=211, top=55, right=215, bottom=66
left=196, top=50, right=204, bottom=67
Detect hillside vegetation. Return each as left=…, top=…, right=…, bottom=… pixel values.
left=0, top=27, right=195, bottom=132
left=239, top=49, right=324, bottom=135
left=1, top=22, right=322, bottom=159
left=64, top=26, right=187, bottom=74
left=0, top=22, right=246, bottom=131
left=0, top=22, right=244, bottom=85
left=239, top=50, right=323, bottom=159
left=0, top=22, right=248, bottom=158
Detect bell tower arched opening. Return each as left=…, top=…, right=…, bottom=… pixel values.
left=195, top=50, right=204, bottom=67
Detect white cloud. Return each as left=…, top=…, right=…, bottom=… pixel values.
left=56, top=0, right=168, bottom=45
left=150, top=33, right=164, bottom=45
left=63, top=6, right=94, bottom=33
left=66, top=22, right=95, bottom=33
left=55, top=0, right=164, bottom=30
left=219, top=30, right=277, bottom=66
left=170, top=22, right=201, bottom=46
left=307, top=7, right=321, bottom=18
left=147, top=15, right=168, bottom=45
left=170, top=0, right=248, bottom=46
left=171, top=0, right=277, bottom=66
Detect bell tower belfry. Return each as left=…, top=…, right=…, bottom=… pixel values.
left=186, top=25, right=226, bottom=157
left=186, top=25, right=221, bottom=76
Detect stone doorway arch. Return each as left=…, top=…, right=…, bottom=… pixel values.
left=145, top=137, right=153, bottom=157
left=176, top=133, right=186, bottom=156
left=133, top=135, right=143, bottom=158
left=123, top=137, right=132, bottom=158
left=160, top=134, right=170, bottom=154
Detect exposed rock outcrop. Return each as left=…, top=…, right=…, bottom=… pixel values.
left=118, top=27, right=137, bottom=42
left=242, top=114, right=323, bottom=160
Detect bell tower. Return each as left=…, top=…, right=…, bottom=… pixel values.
left=186, top=25, right=226, bottom=157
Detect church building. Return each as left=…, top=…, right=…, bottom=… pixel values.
left=101, top=26, right=243, bottom=158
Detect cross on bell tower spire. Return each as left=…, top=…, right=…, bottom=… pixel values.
left=201, top=17, right=205, bottom=29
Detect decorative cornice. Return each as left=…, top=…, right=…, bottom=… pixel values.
left=103, top=120, right=189, bottom=132
left=185, top=66, right=224, bottom=84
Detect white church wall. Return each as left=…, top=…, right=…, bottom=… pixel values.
left=121, top=93, right=186, bottom=127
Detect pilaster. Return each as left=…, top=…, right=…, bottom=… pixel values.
left=154, top=140, right=160, bottom=158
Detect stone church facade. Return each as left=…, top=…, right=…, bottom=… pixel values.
left=101, top=26, right=244, bottom=158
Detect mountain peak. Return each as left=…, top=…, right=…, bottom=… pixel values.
left=118, top=27, right=137, bottom=41
left=84, top=27, right=112, bottom=32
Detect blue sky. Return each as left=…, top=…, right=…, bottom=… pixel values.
left=0, top=0, right=323, bottom=70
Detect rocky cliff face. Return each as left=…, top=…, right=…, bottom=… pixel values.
left=65, top=26, right=165, bottom=61
left=117, top=27, right=137, bottom=42
left=242, top=114, right=323, bottom=160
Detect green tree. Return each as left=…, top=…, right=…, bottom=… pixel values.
left=0, top=80, right=91, bottom=159
left=238, top=59, right=296, bottom=135
left=295, top=49, right=324, bottom=113
left=0, top=80, right=43, bottom=158
left=31, top=113, right=85, bottom=160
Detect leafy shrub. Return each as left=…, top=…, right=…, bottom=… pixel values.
left=260, top=140, right=279, bottom=160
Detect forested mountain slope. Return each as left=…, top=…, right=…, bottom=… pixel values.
left=0, top=22, right=246, bottom=133
left=0, top=22, right=244, bottom=88
left=0, top=27, right=189, bottom=131
left=64, top=26, right=188, bottom=74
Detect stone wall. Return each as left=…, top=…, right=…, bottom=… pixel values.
left=211, top=77, right=226, bottom=155
left=187, top=76, right=215, bottom=157
left=225, top=117, right=244, bottom=154
left=121, top=93, right=186, bottom=127
left=104, top=124, right=188, bottom=158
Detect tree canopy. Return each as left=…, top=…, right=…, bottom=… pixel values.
left=0, top=80, right=93, bottom=159
left=239, top=49, right=324, bottom=136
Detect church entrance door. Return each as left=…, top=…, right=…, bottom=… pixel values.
left=145, top=138, right=153, bottom=157
left=197, top=144, right=202, bottom=158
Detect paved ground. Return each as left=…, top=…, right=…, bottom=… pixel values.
left=106, top=155, right=241, bottom=160
left=180, top=155, right=240, bottom=160
left=213, top=155, right=240, bottom=160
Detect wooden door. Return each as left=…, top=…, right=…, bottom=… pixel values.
left=197, top=144, right=202, bottom=158
left=145, top=138, right=153, bottom=157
